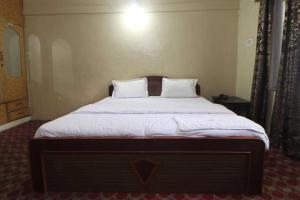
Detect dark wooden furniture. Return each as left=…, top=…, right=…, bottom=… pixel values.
left=30, top=76, right=265, bottom=195
left=213, top=96, right=250, bottom=117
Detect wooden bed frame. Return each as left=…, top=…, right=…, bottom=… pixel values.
left=29, top=76, right=265, bottom=195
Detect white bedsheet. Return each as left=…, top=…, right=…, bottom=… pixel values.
left=75, top=96, right=234, bottom=114
left=35, top=97, right=269, bottom=149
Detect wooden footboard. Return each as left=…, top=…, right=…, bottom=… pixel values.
left=29, top=137, right=265, bottom=194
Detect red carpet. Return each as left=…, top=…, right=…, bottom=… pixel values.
left=0, top=121, right=299, bottom=200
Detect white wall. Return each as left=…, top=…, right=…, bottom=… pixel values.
left=24, top=0, right=240, bottom=120
left=236, top=0, right=260, bottom=100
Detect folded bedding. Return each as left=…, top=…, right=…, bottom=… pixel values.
left=35, top=97, right=269, bottom=149
left=174, top=115, right=265, bottom=133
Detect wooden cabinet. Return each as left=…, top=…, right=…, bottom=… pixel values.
left=7, top=99, right=29, bottom=121
left=0, top=0, right=29, bottom=125
left=8, top=106, right=29, bottom=121
left=0, top=99, right=29, bottom=125
left=0, top=0, right=24, bottom=26
left=213, top=96, right=250, bottom=117
left=0, top=104, right=7, bottom=124
left=7, top=99, right=28, bottom=112
left=0, top=24, right=27, bottom=101
left=0, top=24, right=29, bottom=124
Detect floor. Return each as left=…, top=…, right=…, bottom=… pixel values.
left=0, top=121, right=299, bottom=200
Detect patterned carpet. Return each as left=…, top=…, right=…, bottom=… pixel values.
left=0, top=121, right=299, bottom=200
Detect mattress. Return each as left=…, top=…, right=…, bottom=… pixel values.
left=35, top=97, right=269, bottom=149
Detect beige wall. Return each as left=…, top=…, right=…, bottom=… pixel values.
left=24, top=0, right=240, bottom=120
left=236, top=0, right=260, bottom=100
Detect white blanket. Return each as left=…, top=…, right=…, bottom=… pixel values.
left=35, top=97, right=269, bottom=149
left=74, top=97, right=233, bottom=114
left=175, top=115, right=265, bottom=133
left=174, top=115, right=269, bottom=148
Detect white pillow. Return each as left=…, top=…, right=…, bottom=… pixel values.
left=112, top=78, right=148, bottom=98
left=161, top=78, right=198, bottom=98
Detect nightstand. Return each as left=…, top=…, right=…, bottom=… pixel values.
left=212, top=96, right=250, bottom=117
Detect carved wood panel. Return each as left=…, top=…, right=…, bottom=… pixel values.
left=42, top=152, right=251, bottom=193
left=0, top=24, right=28, bottom=102
left=0, top=0, right=24, bottom=26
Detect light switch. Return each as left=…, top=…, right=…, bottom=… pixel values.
left=245, top=38, right=254, bottom=47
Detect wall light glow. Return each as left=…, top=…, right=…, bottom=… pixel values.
left=123, top=2, right=150, bottom=31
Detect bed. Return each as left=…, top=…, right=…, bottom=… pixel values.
left=29, top=76, right=268, bottom=195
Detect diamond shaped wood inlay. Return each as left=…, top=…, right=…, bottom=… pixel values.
left=131, top=159, right=159, bottom=184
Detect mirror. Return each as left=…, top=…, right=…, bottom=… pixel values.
left=3, top=27, right=22, bottom=76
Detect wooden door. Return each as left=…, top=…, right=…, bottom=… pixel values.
left=0, top=23, right=27, bottom=102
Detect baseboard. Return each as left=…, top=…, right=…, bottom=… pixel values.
left=0, top=116, right=32, bottom=133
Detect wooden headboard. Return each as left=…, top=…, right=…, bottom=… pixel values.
left=109, top=76, right=200, bottom=96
